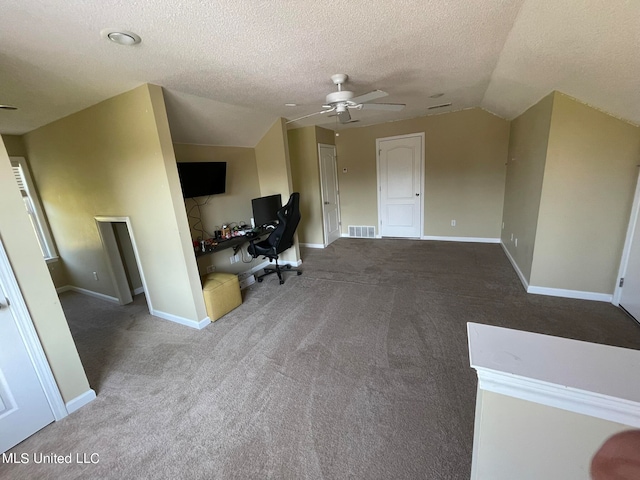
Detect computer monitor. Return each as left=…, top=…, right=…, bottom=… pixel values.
left=252, top=194, right=282, bottom=227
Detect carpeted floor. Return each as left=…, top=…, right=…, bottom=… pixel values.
left=3, top=239, right=640, bottom=479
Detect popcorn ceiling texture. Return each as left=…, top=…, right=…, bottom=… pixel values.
left=1, top=0, right=638, bottom=145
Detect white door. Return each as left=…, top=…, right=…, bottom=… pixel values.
left=377, top=134, right=423, bottom=237
left=0, top=273, right=55, bottom=453
left=620, top=204, right=640, bottom=321
left=318, top=144, right=341, bottom=246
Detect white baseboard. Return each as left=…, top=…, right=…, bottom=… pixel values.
left=61, top=286, right=119, bottom=303
left=500, top=242, right=613, bottom=302
left=500, top=242, right=529, bottom=291
left=151, top=309, right=211, bottom=330
left=132, top=286, right=145, bottom=295
left=66, top=389, right=96, bottom=415
left=421, top=236, right=500, bottom=243
left=300, top=243, right=325, bottom=249
left=527, top=286, right=613, bottom=303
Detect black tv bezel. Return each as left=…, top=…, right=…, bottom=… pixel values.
left=177, top=162, right=227, bottom=199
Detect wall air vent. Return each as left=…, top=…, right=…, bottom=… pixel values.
left=348, top=225, right=376, bottom=238
left=427, top=102, right=452, bottom=110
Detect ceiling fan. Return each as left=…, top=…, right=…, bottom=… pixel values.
left=286, top=74, right=406, bottom=125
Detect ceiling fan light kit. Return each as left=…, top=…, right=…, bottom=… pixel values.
left=286, top=73, right=406, bottom=125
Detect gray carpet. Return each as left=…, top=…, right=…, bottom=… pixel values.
left=3, top=239, right=640, bottom=479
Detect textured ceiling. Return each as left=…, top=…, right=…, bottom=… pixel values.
left=1, top=0, right=638, bottom=147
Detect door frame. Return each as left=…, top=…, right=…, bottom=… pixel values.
left=376, top=132, right=425, bottom=238
left=317, top=143, right=341, bottom=247
left=613, top=169, right=640, bottom=306
left=0, top=238, right=67, bottom=420
left=95, top=216, right=151, bottom=312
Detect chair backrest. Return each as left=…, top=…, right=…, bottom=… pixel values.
left=266, top=192, right=301, bottom=254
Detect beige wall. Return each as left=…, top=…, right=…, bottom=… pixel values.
left=0, top=138, right=90, bottom=402
left=288, top=126, right=324, bottom=245
left=23, top=84, right=207, bottom=323
left=472, top=391, right=628, bottom=480
left=1, top=134, right=27, bottom=156
left=336, top=108, right=509, bottom=238
left=255, top=119, right=300, bottom=263
left=173, top=142, right=266, bottom=275
left=501, top=93, right=554, bottom=282
left=530, top=93, right=640, bottom=293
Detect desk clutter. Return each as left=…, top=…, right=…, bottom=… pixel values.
left=193, top=223, right=257, bottom=254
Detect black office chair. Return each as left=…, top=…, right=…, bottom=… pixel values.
left=248, top=192, right=302, bottom=285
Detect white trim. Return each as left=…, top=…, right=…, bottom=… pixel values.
left=613, top=169, right=640, bottom=306
left=300, top=243, right=325, bottom=249
left=500, top=241, right=529, bottom=291
left=0, top=238, right=67, bottom=421
left=526, top=286, right=612, bottom=302
left=94, top=217, right=152, bottom=315
left=150, top=309, right=210, bottom=330
left=65, top=389, right=96, bottom=415
left=66, top=286, right=119, bottom=304
left=45, top=256, right=60, bottom=264
left=421, top=236, right=500, bottom=244
left=475, top=367, right=640, bottom=428
left=56, top=285, right=72, bottom=294
left=376, top=132, right=425, bottom=239
left=132, top=286, right=145, bottom=296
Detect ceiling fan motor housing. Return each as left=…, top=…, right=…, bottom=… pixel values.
left=326, top=90, right=354, bottom=105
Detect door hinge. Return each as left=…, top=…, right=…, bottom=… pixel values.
left=619, top=278, right=624, bottom=287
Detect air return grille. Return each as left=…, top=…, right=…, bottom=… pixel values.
left=348, top=225, right=376, bottom=238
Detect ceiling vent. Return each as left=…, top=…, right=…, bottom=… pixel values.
left=428, top=103, right=452, bottom=110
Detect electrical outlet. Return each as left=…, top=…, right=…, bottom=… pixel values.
left=451, top=219, right=456, bottom=227
left=206, top=265, right=216, bottom=273
left=502, top=222, right=505, bottom=230
left=515, top=238, right=518, bottom=247
left=510, top=233, right=514, bottom=241
left=93, top=271, right=99, bottom=281
left=229, top=254, right=240, bottom=265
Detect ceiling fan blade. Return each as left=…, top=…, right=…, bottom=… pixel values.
left=337, top=109, right=351, bottom=124
left=349, top=89, right=388, bottom=104
left=360, top=103, right=406, bottom=112
left=286, top=108, right=335, bottom=124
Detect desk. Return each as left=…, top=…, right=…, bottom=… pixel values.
left=195, top=228, right=268, bottom=258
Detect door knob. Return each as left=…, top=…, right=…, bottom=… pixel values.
left=324, top=201, right=329, bottom=205
left=415, top=193, right=420, bottom=196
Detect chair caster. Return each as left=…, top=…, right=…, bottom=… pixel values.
left=286, top=264, right=292, bottom=270
left=279, top=280, right=284, bottom=285
left=297, top=271, right=302, bottom=276
left=257, top=278, right=263, bottom=283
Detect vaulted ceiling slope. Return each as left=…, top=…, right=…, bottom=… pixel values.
left=1, top=0, right=638, bottom=147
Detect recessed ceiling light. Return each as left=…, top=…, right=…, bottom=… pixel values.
left=285, top=103, right=298, bottom=107
left=101, top=29, right=141, bottom=46
left=0, top=105, right=18, bottom=110
left=428, top=102, right=452, bottom=110
left=429, top=93, right=445, bottom=98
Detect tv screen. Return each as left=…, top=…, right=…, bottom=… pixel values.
left=177, top=162, right=226, bottom=198
left=252, top=194, right=282, bottom=227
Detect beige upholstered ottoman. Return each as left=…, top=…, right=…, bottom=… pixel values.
left=201, top=272, right=242, bottom=322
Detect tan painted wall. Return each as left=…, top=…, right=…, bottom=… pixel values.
left=288, top=127, right=324, bottom=245
left=501, top=93, right=554, bottom=282
left=173, top=143, right=266, bottom=275
left=1, top=134, right=27, bottom=156
left=23, top=84, right=207, bottom=323
left=472, top=391, right=628, bottom=480
left=530, top=93, right=640, bottom=293
left=335, top=108, right=509, bottom=238
left=0, top=139, right=90, bottom=402
left=255, top=119, right=300, bottom=263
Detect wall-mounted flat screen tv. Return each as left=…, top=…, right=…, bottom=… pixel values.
left=177, top=162, right=227, bottom=198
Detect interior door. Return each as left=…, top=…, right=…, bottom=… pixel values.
left=620, top=209, right=640, bottom=322
left=318, top=144, right=341, bottom=246
left=377, top=134, right=423, bottom=237
left=0, top=276, right=55, bottom=453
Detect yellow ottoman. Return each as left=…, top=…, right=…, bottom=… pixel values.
left=201, top=272, right=242, bottom=322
